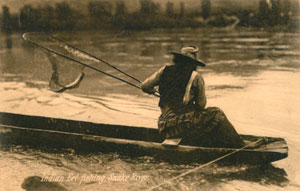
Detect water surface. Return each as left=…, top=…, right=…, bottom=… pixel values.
left=0, top=28, right=300, bottom=190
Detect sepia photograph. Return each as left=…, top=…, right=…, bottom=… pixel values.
left=0, top=0, right=299, bottom=190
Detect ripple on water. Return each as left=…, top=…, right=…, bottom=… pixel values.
left=1, top=29, right=300, bottom=191
left=0, top=144, right=290, bottom=191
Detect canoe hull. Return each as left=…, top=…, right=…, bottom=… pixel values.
left=0, top=112, right=288, bottom=164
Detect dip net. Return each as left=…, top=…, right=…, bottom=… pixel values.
left=46, top=52, right=85, bottom=92
left=22, top=32, right=101, bottom=93
left=22, top=32, right=150, bottom=95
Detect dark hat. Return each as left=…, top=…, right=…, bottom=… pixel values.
left=170, top=45, right=205, bottom=67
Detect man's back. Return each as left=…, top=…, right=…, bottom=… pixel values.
left=158, top=65, right=194, bottom=110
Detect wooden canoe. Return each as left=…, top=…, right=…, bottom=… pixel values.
left=0, top=112, right=288, bottom=164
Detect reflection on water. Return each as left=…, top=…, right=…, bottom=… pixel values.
left=0, top=145, right=289, bottom=191
left=5, top=35, right=13, bottom=49
left=1, top=28, right=300, bottom=96
left=1, top=28, right=300, bottom=191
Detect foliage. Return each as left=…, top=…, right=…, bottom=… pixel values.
left=0, top=0, right=295, bottom=33
left=1, top=6, right=12, bottom=33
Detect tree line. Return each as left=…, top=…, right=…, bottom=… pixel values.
left=0, top=0, right=296, bottom=33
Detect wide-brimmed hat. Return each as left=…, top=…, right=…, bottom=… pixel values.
left=170, top=45, right=205, bottom=67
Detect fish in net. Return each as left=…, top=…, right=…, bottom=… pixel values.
left=47, top=52, right=85, bottom=93
left=22, top=32, right=99, bottom=93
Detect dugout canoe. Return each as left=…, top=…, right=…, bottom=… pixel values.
left=0, top=112, right=288, bottom=164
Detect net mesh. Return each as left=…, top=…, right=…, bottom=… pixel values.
left=47, top=52, right=85, bottom=92
left=23, top=33, right=96, bottom=92
left=22, top=32, right=146, bottom=94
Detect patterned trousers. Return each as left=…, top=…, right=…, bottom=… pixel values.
left=158, top=107, right=244, bottom=148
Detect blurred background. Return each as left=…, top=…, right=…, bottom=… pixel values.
left=0, top=0, right=299, bottom=33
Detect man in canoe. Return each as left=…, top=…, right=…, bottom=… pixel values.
left=141, top=45, right=245, bottom=148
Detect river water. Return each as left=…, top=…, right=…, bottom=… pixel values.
left=0, top=28, right=300, bottom=191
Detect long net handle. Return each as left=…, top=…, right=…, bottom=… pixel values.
left=22, top=33, right=160, bottom=97
left=22, top=33, right=159, bottom=97
left=49, top=35, right=142, bottom=83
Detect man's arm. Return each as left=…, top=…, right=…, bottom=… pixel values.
left=193, top=73, right=207, bottom=109
left=141, top=66, right=165, bottom=94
